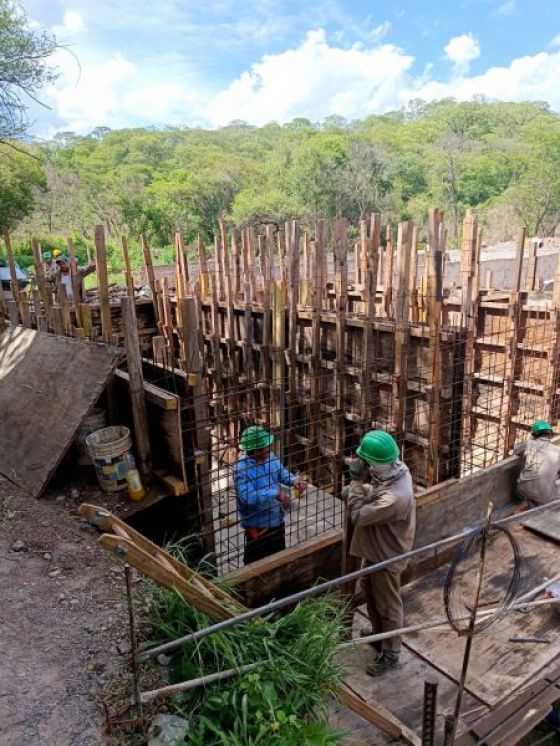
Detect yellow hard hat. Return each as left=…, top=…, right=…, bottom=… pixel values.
left=52, top=249, right=62, bottom=258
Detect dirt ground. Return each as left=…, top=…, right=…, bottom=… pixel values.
left=0, top=472, right=139, bottom=746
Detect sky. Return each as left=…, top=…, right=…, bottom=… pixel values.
left=21, top=0, right=560, bottom=136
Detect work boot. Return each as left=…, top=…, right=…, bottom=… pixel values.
left=360, top=628, right=382, bottom=653
left=365, top=651, right=399, bottom=677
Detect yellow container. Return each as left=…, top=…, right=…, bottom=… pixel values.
left=126, top=467, right=146, bottom=501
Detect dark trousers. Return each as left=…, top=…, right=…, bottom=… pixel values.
left=243, top=525, right=286, bottom=565
left=360, top=564, right=404, bottom=654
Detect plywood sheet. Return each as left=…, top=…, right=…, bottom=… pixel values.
left=0, top=327, right=118, bottom=496
left=402, top=526, right=560, bottom=706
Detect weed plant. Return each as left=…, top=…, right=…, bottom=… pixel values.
left=148, top=555, right=348, bottom=745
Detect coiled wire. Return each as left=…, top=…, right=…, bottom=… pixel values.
left=443, top=523, right=522, bottom=635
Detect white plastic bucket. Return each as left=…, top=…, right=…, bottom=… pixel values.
left=86, top=426, right=132, bottom=493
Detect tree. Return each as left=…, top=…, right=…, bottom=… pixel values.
left=0, top=0, right=57, bottom=138
left=0, top=142, right=45, bottom=232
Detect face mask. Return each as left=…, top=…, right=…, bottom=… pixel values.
left=369, top=462, right=395, bottom=481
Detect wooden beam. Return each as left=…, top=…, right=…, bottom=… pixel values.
left=121, top=296, right=152, bottom=481
left=141, top=233, right=159, bottom=326
left=114, top=369, right=178, bottom=410
left=333, top=217, right=348, bottom=496
left=394, top=221, right=413, bottom=449
left=94, top=225, right=112, bottom=343
left=121, top=236, right=135, bottom=299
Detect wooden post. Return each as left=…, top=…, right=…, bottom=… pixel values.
left=461, top=212, right=481, bottom=462
left=286, top=219, right=299, bottom=465
left=246, top=227, right=257, bottom=301
left=232, top=228, right=241, bottom=301
left=214, top=234, right=224, bottom=302
left=360, top=213, right=380, bottom=431
left=121, top=236, right=135, bottom=299
left=19, top=291, right=31, bottom=328
left=333, top=218, right=348, bottom=496
left=499, top=228, right=526, bottom=457
left=31, top=236, right=51, bottom=314
left=277, top=229, right=286, bottom=284
left=141, top=234, right=159, bottom=326
left=197, top=234, right=209, bottom=298
left=302, top=231, right=311, bottom=307
left=271, top=280, right=286, bottom=444
left=525, top=240, right=538, bottom=292
left=66, top=236, right=82, bottom=313
left=94, top=225, right=112, bottom=343
left=308, top=219, right=325, bottom=484
left=4, top=231, right=21, bottom=316
left=383, top=225, right=394, bottom=319
left=121, top=296, right=152, bottom=482
left=175, top=231, right=189, bottom=300
left=410, top=225, right=419, bottom=323
left=360, top=218, right=368, bottom=290
left=181, top=296, right=215, bottom=558
left=426, top=209, right=444, bottom=486
left=393, top=221, right=413, bottom=450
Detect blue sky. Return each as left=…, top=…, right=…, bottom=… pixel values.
left=22, top=0, right=560, bottom=135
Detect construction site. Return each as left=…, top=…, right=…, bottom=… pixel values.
left=2, top=207, right=560, bottom=746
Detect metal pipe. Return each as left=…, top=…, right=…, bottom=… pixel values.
left=140, top=663, right=259, bottom=703
left=137, top=498, right=560, bottom=661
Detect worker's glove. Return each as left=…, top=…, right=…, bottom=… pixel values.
left=349, top=457, right=369, bottom=482
left=346, top=482, right=369, bottom=523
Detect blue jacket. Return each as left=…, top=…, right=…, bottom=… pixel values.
left=233, top=452, right=296, bottom=529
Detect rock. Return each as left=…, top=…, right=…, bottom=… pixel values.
left=117, top=641, right=131, bottom=655
left=11, top=540, right=26, bottom=552
left=70, top=488, right=80, bottom=500
left=43, top=552, right=52, bottom=561
left=57, top=593, right=66, bottom=601
left=148, top=714, right=188, bottom=746
left=49, top=569, right=62, bottom=578
left=55, top=495, right=65, bottom=503
left=157, top=653, right=172, bottom=667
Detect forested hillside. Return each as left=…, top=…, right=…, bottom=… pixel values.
left=5, top=99, right=560, bottom=268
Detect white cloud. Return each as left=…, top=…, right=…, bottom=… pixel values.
left=207, top=29, right=414, bottom=126
left=42, top=27, right=560, bottom=134
left=495, top=0, right=516, bottom=17
left=63, top=10, right=85, bottom=33
left=444, top=33, right=481, bottom=75
left=550, top=33, right=560, bottom=49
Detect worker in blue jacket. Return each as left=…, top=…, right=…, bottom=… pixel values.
left=234, top=425, right=306, bottom=565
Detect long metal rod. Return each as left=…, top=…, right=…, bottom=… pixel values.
left=140, top=662, right=259, bottom=703
left=124, top=564, right=143, bottom=719
left=137, top=499, right=560, bottom=661
left=337, top=597, right=560, bottom=648
left=445, top=502, right=493, bottom=745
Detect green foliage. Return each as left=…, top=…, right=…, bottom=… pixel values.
left=148, top=581, right=348, bottom=745
left=0, top=142, right=46, bottom=232
left=10, top=100, right=560, bottom=244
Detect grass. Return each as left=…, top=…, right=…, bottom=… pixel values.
left=146, top=550, right=349, bottom=745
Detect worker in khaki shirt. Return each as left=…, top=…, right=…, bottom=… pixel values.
left=344, top=430, right=416, bottom=676
left=514, top=420, right=560, bottom=506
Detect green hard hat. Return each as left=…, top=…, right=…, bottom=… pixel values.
left=356, top=430, right=399, bottom=464
left=531, top=420, right=553, bottom=436
left=239, top=425, right=274, bottom=451
left=42, top=250, right=52, bottom=261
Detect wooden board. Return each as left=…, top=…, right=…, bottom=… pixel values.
left=113, top=373, right=187, bottom=487
left=522, top=504, right=560, bottom=542
left=401, top=525, right=560, bottom=706
left=0, top=327, right=118, bottom=496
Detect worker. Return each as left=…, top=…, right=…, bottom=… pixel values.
left=233, top=425, right=306, bottom=565
left=42, top=250, right=54, bottom=273
left=46, top=254, right=96, bottom=305
left=514, top=420, right=560, bottom=506
left=344, top=430, right=415, bottom=676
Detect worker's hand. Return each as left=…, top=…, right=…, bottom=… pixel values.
left=278, top=490, right=291, bottom=506
left=294, top=479, right=307, bottom=492
left=349, top=458, right=369, bottom=482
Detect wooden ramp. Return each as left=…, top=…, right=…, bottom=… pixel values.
left=0, top=327, right=119, bottom=496
left=401, top=525, right=560, bottom=707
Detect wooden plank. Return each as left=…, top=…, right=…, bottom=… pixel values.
left=425, top=209, right=443, bottom=486
left=337, top=683, right=421, bottom=746
left=154, top=470, right=186, bottom=496
left=121, top=236, right=135, bottom=299
left=308, top=219, right=325, bottom=484
left=79, top=303, right=92, bottom=339
left=525, top=240, right=538, bottom=292
left=383, top=225, right=394, bottom=319
left=94, top=225, right=112, bottom=343
left=121, top=296, right=152, bottom=481
left=0, top=327, right=118, bottom=496
left=114, top=369, right=178, bottom=410
left=285, top=219, right=299, bottom=465
left=521, top=504, right=560, bottom=541
left=66, top=236, right=82, bottom=314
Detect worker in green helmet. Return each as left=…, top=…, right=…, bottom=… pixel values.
left=343, top=430, right=415, bottom=677
left=514, top=420, right=560, bottom=506
left=234, top=425, right=306, bottom=565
